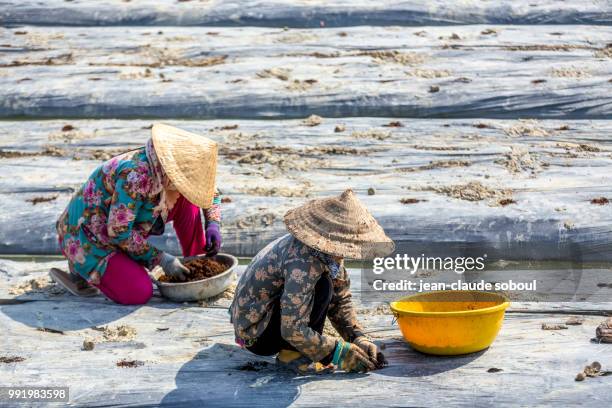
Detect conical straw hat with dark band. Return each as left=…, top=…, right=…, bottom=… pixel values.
left=152, top=123, right=218, bottom=209
left=284, top=189, right=395, bottom=260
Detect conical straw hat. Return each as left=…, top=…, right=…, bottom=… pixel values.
left=284, top=189, right=395, bottom=260
left=151, top=123, right=218, bottom=209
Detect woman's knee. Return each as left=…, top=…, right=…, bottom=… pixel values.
left=99, top=277, right=152, bottom=305
left=121, top=279, right=153, bottom=305
left=100, top=253, right=153, bottom=305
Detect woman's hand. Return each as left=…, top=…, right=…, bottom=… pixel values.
left=205, top=223, right=222, bottom=255
left=340, top=343, right=377, bottom=373
left=355, top=336, right=388, bottom=368
left=332, top=340, right=376, bottom=373
left=159, top=253, right=189, bottom=281
left=354, top=336, right=378, bottom=360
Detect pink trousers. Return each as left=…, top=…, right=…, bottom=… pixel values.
left=96, top=196, right=205, bottom=305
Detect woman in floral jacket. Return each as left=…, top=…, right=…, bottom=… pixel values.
left=230, top=189, right=395, bottom=373
left=54, top=124, right=221, bottom=305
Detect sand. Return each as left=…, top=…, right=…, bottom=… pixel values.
left=322, top=319, right=340, bottom=337
left=359, top=50, right=427, bottom=66
left=257, top=68, right=291, bottom=81
left=405, top=69, right=451, bottom=78
left=241, top=184, right=312, bottom=198
left=234, top=213, right=278, bottom=229
left=101, top=325, right=137, bottom=342
left=504, top=120, right=551, bottom=137
left=541, top=323, right=568, bottom=330
left=9, top=276, right=65, bottom=296
left=550, top=66, right=591, bottom=78
left=434, top=181, right=513, bottom=205
left=596, top=318, right=612, bottom=343
left=199, top=281, right=238, bottom=307
left=286, top=79, right=318, bottom=92
left=351, top=129, right=391, bottom=141
left=398, top=159, right=471, bottom=173
left=595, top=45, right=612, bottom=58
left=235, top=148, right=325, bottom=172
left=356, top=304, right=391, bottom=316
left=496, top=146, right=541, bottom=174
left=302, top=115, right=323, bottom=127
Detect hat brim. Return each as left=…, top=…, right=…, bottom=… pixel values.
left=151, top=123, right=218, bottom=209
left=284, top=197, right=395, bottom=260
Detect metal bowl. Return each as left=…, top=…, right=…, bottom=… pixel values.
left=150, top=253, right=238, bottom=302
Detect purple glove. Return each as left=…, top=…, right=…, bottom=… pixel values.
left=205, top=223, right=222, bottom=255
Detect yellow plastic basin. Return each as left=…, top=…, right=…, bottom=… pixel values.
left=390, top=290, right=510, bottom=355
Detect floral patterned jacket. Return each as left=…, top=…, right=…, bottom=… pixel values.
left=230, top=233, right=364, bottom=363
left=56, top=146, right=220, bottom=283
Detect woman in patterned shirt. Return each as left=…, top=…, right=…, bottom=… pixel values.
left=53, top=124, right=221, bottom=305
left=230, top=189, right=395, bottom=373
